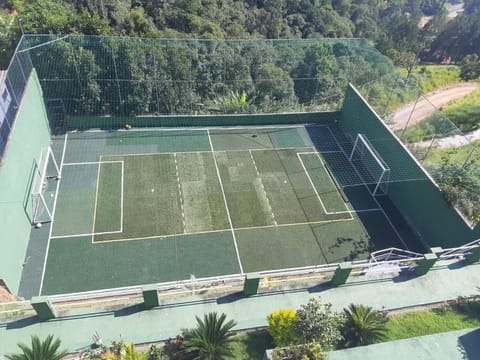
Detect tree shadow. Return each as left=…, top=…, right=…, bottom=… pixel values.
left=457, top=328, right=480, bottom=359
left=236, top=330, right=274, bottom=360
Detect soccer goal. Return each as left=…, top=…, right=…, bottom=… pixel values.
left=349, top=134, right=390, bottom=196
left=31, top=146, right=60, bottom=227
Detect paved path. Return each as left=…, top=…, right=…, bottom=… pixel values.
left=329, top=328, right=479, bottom=360
left=390, top=83, right=480, bottom=131
left=1, top=261, right=480, bottom=358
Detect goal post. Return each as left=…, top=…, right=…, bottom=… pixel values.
left=31, top=146, right=61, bottom=226
left=349, top=133, right=390, bottom=196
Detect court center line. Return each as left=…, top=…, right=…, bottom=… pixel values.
left=174, top=153, right=187, bottom=234
left=62, top=213, right=378, bottom=244
left=249, top=150, right=278, bottom=226
left=207, top=129, right=244, bottom=274
left=38, top=132, right=68, bottom=295
left=326, top=126, right=409, bottom=250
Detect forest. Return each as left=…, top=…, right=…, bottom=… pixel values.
left=1, top=0, right=480, bottom=70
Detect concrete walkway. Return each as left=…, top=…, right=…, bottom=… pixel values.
left=1, top=262, right=480, bottom=358
left=329, top=328, right=480, bottom=360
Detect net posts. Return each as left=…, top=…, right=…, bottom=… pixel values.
left=331, top=262, right=352, bottom=286
left=243, top=273, right=261, bottom=296
left=413, top=253, right=438, bottom=277
left=30, top=296, right=57, bottom=320
left=142, top=285, right=160, bottom=309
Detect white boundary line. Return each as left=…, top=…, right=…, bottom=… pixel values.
left=326, top=126, right=409, bottom=250
left=249, top=150, right=278, bottom=226
left=38, top=132, right=68, bottom=295
left=296, top=152, right=352, bottom=217
left=91, top=160, right=124, bottom=241
left=56, top=214, right=371, bottom=244
left=63, top=160, right=124, bottom=166
left=174, top=153, right=187, bottom=233
left=208, top=129, right=244, bottom=274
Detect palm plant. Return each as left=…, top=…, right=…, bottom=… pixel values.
left=6, top=335, right=68, bottom=360
left=341, top=304, right=388, bottom=348
left=185, top=312, right=237, bottom=360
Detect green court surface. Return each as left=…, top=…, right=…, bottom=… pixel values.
left=41, top=125, right=408, bottom=295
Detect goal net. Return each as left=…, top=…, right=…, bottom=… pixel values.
left=31, top=147, right=60, bottom=226
left=349, top=134, right=390, bottom=196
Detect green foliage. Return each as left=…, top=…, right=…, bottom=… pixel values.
left=435, top=150, right=480, bottom=224
left=227, top=330, right=274, bottom=360
left=295, top=298, right=344, bottom=351
left=0, top=9, right=20, bottom=69
left=341, top=304, right=388, bottom=348
left=184, top=312, right=237, bottom=360
left=431, top=14, right=480, bottom=60
left=213, top=91, right=255, bottom=114
left=403, top=65, right=461, bottom=94
left=6, top=335, right=68, bottom=360
left=271, top=341, right=327, bottom=360
left=460, top=54, right=480, bottom=81
left=442, top=88, right=480, bottom=132
left=267, top=308, right=300, bottom=347
left=385, top=304, right=480, bottom=341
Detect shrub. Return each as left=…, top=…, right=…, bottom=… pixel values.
left=267, top=308, right=300, bottom=347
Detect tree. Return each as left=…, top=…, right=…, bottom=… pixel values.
left=435, top=151, right=480, bottom=224
left=6, top=335, right=68, bottom=360
left=184, top=312, right=237, bottom=360
left=296, top=298, right=344, bottom=351
left=341, top=304, right=388, bottom=347
left=460, top=54, right=480, bottom=81
left=267, top=308, right=299, bottom=347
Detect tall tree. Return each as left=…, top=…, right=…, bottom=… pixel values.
left=184, top=312, right=237, bottom=360
left=6, top=335, right=68, bottom=360
left=341, top=304, right=388, bottom=347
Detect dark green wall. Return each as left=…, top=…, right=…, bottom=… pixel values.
left=66, top=111, right=339, bottom=130
left=340, top=84, right=480, bottom=249
left=0, top=70, right=51, bottom=293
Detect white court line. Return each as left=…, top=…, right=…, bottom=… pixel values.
left=63, top=160, right=124, bottom=166
left=174, top=153, right=187, bottom=233
left=60, top=214, right=372, bottom=245
left=249, top=150, right=278, bottom=226
left=326, top=126, right=409, bottom=250
left=91, top=160, right=124, bottom=242
left=296, top=153, right=352, bottom=218
left=208, top=129, right=244, bottom=274
left=39, top=132, right=68, bottom=295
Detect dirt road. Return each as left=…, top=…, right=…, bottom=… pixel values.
left=389, top=83, right=480, bottom=131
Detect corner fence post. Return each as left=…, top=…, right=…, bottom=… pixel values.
left=143, top=285, right=160, bottom=309
left=30, top=296, right=57, bottom=320
left=243, top=273, right=261, bottom=296
left=331, top=262, right=352, bottom=286
left=413, top=253, right=438, bottom=277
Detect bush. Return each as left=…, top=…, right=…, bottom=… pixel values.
left=267, top=308, right=300, bottom=347
left=272, top=341, right=327, bottom=360
left=296, top=298, right=344, bottom=350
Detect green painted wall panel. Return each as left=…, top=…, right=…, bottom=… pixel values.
left=340, top=84, right=480, bottom=248
left=0, top=70, right=51, bottom=293
left=67, top=111, right=339, bottom=129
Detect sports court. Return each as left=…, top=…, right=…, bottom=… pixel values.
left=39, top=124, right=408, bottom=295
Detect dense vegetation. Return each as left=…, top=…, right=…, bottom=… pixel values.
left=18, top=36, right=395, bottom=117
left=1, top=0, right=479, bottom=70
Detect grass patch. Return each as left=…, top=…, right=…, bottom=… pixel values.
left=421, top=141, right=480, bottom=166
left=442, top=88, right=480, bottom=132
left=400, top=65, right=461, bottom=94
left=385, top=306, right=480, bottom=342
left=228, top=330, right=274, bottom=360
